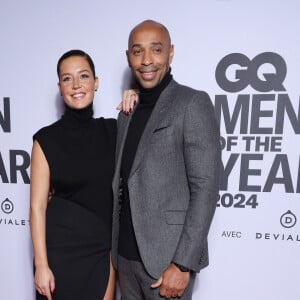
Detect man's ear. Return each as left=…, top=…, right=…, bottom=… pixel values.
left=126, top=50, right=131, bottom=67
left=169, top=44, right=174, bottom=65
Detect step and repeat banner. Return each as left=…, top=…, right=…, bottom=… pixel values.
left=1, top=1, right=299, bottom=299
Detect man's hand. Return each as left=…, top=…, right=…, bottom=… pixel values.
left=151, top=263, right=190, bottom=298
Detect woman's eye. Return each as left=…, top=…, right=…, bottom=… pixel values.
left=62, top=76, right=71, bottom=82
left=81, top=73, right=89, bottom=79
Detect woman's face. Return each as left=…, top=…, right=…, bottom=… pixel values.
left=58, top=55, right=99, bottom=110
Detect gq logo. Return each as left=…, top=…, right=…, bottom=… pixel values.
left=280, top=210, right=297, bottom=228
left=1, top=198, right=14, bottom=214
left=216, top=52, right=287, bottom=92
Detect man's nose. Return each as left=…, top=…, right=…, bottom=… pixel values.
left=141, top=50, right=152, bottom=66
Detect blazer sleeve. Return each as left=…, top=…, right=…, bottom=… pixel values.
left=172, top=91, right=221, bottom=272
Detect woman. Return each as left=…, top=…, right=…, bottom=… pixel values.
left=30, top=49, right=137, bottom=300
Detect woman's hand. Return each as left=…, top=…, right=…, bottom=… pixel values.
left=116, top=89, right=139, bottom=115
left=34, top=266, right=55, bottom=300
left=30, top=140, right=54, bottom=300
left=103, top=254, right=116, bottom=300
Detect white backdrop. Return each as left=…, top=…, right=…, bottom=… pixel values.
left=0, top=1, right=299, bottom=299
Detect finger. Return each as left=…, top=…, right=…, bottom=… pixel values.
left=38, top=283, right=52, bottom=300
left=160, top=287, right=170, bottom=298
left=116, top=102, right=123, bottom=110
left=177, top=290, right=184, bottom=297
left=125, top=92, right=135, bottom=114
left=38, top=288, right=48, bottom=298
left=150, top=276, right=163, bottom=288
left=37, top=288, right=43, bottom=295
left=117, top=91, right=128, bottom=112
left=125, top=90, right=137, bottom=113
left=122, top=90, right=131, bottom=113
left=50, top=278, right=55, bottom=293
left=45, top=289, right=52, bottom=300
left=130, top=93, right=138, bottom=111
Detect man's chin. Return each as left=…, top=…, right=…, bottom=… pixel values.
left=138, top=79, right=159, bottom=89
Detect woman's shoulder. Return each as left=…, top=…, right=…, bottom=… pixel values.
left=94, top=117, right=117, bottom=139
left=33, top=119, right=62, bottom=141
left=94, top=117, right=116, bottom=127
left=103, top=117, right=117, bottom=126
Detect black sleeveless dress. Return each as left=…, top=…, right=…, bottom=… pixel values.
left=33, top=104, right=116, bottom=300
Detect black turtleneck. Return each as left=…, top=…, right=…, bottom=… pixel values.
left=33, top=102, right=117, bottom=227
left=121, top=71, right=172, bottom=183
left=61, top=102, right=94, bottom=127
left=118, top=71, right=172, bottom=260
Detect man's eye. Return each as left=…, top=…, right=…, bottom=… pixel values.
left=153, top=48, right=162, bottom=53
left=133, top=49, right=142, bottom=55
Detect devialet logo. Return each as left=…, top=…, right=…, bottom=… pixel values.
left=255, top=210, right=299, bottom=242
left=280, top=210, right=297, bottom=228
left=0, top=198, right=29, bottom=226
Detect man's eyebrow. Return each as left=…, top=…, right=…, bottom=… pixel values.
left=131, top=42, right=163, bottom=48
left=151, top=42, right=163, bottom=47
left=131, top=43, right=142, bottom=48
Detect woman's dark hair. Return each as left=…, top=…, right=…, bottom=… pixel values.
left=57, top=49, right=96, bottom=78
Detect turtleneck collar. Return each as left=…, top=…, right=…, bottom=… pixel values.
left=61, top=102, right=94, bottom=127
left=137, top=69, right=173, bottom=105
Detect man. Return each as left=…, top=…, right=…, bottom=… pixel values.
left=112, top=20, right=221, bottom=299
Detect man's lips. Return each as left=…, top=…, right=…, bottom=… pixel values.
left=139, top=69, right=158, bottom=80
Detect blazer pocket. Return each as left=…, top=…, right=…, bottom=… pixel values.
left=153, top=125, right=170, bottom=133
left=151, top=125, right=173, bottom=144
left=165, top=210, right=186, bottom=225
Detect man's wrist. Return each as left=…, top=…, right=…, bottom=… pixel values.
left=173, top=262, right=190, bottom=272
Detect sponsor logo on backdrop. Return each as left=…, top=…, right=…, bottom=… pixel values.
left=1, top=198, right=14, bottom=214
left=256, top=210, right=299, bottom=242
left=0, top=198, right=29, bottom=226
left=0, top=97, right=30, bottom=184
left=280, top=210, right=297, bottom=228
left=215, top=52, right=300, bottom=210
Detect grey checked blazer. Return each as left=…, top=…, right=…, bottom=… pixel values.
left=112, top=79, right=221, bottom=279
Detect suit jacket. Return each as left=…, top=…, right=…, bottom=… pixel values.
left=112, top=79, right=221, bottom=279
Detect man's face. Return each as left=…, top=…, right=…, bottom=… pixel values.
left=127, top=23, right=174, bottom=89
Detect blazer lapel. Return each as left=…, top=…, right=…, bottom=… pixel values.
left=113, top=109, right=134, bottom=187
left=128, top=80, right=178, bottom=180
